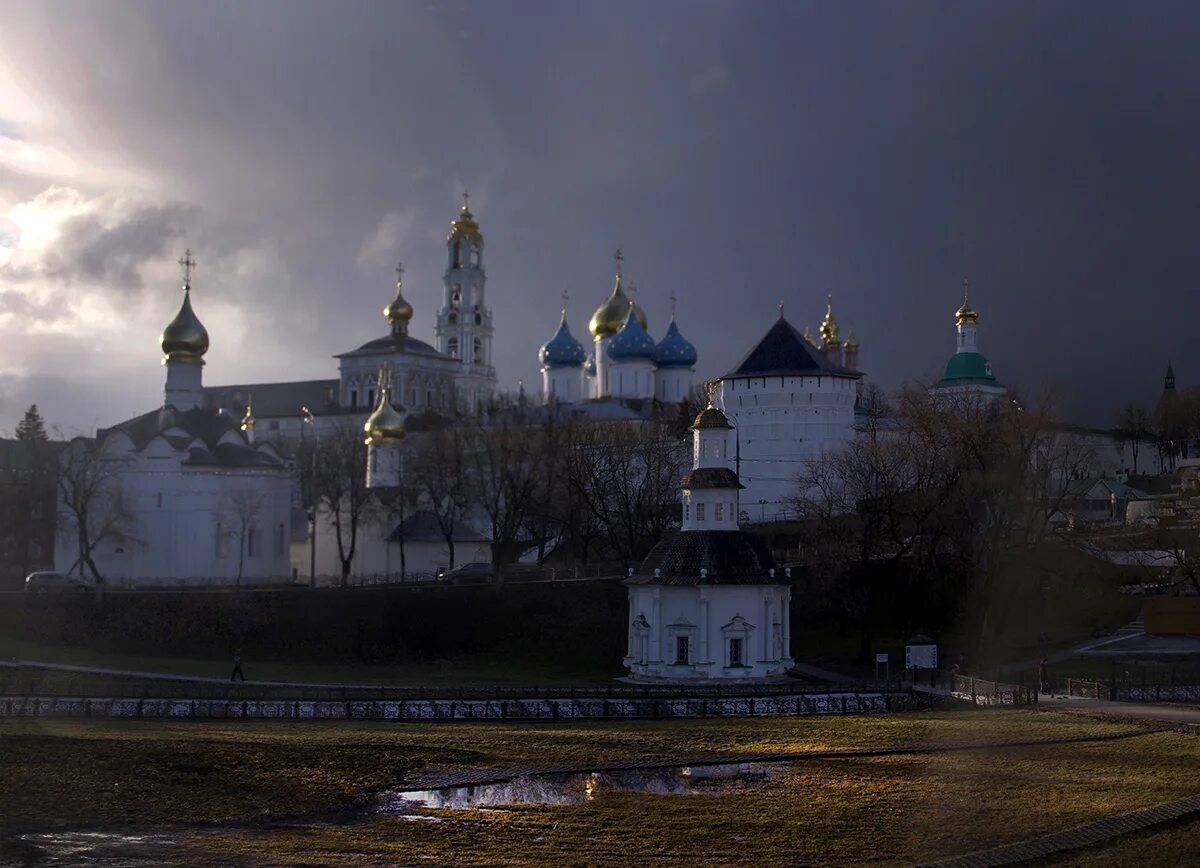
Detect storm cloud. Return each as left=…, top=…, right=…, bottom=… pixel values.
left=0, top=0, right=1198, bottom=432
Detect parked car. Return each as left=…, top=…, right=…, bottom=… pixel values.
left=24, top=571, right=93, bottom=594
left=436, top=562, right=495, bottom=584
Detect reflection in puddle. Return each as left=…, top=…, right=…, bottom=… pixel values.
left=379, top=762, right=779, bottom=813
left=9, top=831, right=183, bottom=866
left=14, top=763, right=779, bottom=864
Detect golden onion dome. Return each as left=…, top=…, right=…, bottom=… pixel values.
left=588, top=275, right=648, bottom=339
left=819, top=295, right=840, bottom=345
left=448, top=194, right=483, bottom=243
left=160, top=286, right=209, bottom=362
left=955, top=279, right=978, bottom=325
left=845, top=330, right=859, bottom=352
left=364, top=382, right=405, bottom=443
left=384, top=277, right=414, bottom=328
left=240, top=399, right=255, bottom=433
left=692, top=380, right=731, bottom=429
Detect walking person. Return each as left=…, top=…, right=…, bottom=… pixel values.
left=230, top=650, right=245, bottom=682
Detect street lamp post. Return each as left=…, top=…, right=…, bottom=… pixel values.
left=301, top=406, right=319, bottom=588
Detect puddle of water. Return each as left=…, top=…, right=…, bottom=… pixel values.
left=379, top=762, right=779, bottom=813
left=6, top=831, right=183, bottom=867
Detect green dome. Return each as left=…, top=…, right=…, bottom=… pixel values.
left=939, top=351, right=1001, bottom=387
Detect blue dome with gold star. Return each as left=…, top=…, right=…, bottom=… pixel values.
left=607, top=308, right=658, bottom=362
left=539, top=310, right=586, bottom=369
left=655, top=318, right=697, bottom=369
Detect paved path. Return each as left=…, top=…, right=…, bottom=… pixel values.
left=1041, top=694, right=1200, bottom=727
left=398, top=728, right=1158, bottom=791
left=922, top=791, right=1200, bottom=867
left=0, top=659, right=408, bottom=690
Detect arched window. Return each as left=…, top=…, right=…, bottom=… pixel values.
left=447, top=337, right=458, bottom=357
left=452, top=284, right=462, bottom=306
left=473, top=337, right=482, bottom=360
left=475, top=312, right=482, bottom=325
left=452, top=241, right=461, bottom=268
left=448, top=312, right=458, bottom=325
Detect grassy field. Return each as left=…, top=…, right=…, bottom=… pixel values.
left=2, top=709, right=1197, bottom=865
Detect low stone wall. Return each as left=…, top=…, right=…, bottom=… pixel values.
left=0, top=691, right=918, bottom=721
left=1116, top=684, right=1200, bottom=703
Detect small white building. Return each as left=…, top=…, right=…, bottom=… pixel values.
left=55, top=255, right=294, bottom=586
left=624, top=394, right=794, bottom=682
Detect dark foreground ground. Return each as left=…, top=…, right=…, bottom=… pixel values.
left=2, top=709, right=1198, bottom=865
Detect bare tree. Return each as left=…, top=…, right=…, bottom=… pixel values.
left=560, top=417, right=686, bottom=570
left=410, top=426, right=469, bottom=571
left=55, top=438, right=133, bottom=582
left=303, top=421, right=374, bottom=585
left=223, top=488, right=266, bottom=587
left=1116, top=404, right=1151, bottom=475
left=465, top=410, right=547, bottom=578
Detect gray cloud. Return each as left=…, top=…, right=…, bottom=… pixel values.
left=41, top=201, right=194, bottom=291
left=1, top=0, right=1198, bottom=433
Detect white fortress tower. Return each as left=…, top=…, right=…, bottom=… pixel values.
left=434, top=194, right=497, bottom=414
left=717, top=310, right=862, bottom=521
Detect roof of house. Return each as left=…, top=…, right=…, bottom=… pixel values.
left=98, top=406, right=284, bottom=469
left=628, top=529, right=780, bottom=586
left=386, top=509, right=491, bottom=543
left=335, top=333, right=450, bottom=361
left=725, top=316, right=857, bottom=379
left=937, top=351, right=1003, bottom=388
left=204, top=379, right=341, bottom=419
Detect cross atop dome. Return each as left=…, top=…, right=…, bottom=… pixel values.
left=178, top=248, right=195, bottom=288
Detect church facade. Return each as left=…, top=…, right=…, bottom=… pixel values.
left=55, top=255, right=294, bottom=586
left=203, top=198, right=497, bottom=434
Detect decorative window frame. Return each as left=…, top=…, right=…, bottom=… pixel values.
left=721, top=614, right=755, bottom=668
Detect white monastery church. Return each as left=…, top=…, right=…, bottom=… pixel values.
left=624, top=388, right=794, bottom=681
left=203, top=197, right=498, bottom=434
left=55, top=253, right=294, bottom=585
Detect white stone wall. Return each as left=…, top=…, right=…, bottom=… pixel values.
left=606, top=359, right=655, bottom=399
left=624, top=583, right=793, bottom=681
left=717, top=373, right=859, bottom=518
left=55, top=435, right=294, bottom=585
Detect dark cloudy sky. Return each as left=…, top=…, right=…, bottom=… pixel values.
left=1, top=0, right=1197, bottom=434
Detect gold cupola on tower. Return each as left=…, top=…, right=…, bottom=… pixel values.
left=448, top=192, right=483, bottom=243
left=819, top=295, right=841, bottom=348
left=384, top=262, right=414, bottom=335
left=160, top=249, right=210, bottom=363
left=588, top=248, right=647, bottom=339
left=955, top=278, right=979, bottom=324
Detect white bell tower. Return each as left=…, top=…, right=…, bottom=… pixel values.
left=434, top=193, right=497, bottom=415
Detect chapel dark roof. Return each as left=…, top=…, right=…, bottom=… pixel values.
left=680, top=467, right=743, bottom=490
left=725, top=316, right=857, bottom=378
left=628, top=530, right=780, bottom=586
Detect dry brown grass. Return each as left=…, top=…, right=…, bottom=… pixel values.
left=1, top=710, right=1194, bottom=866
